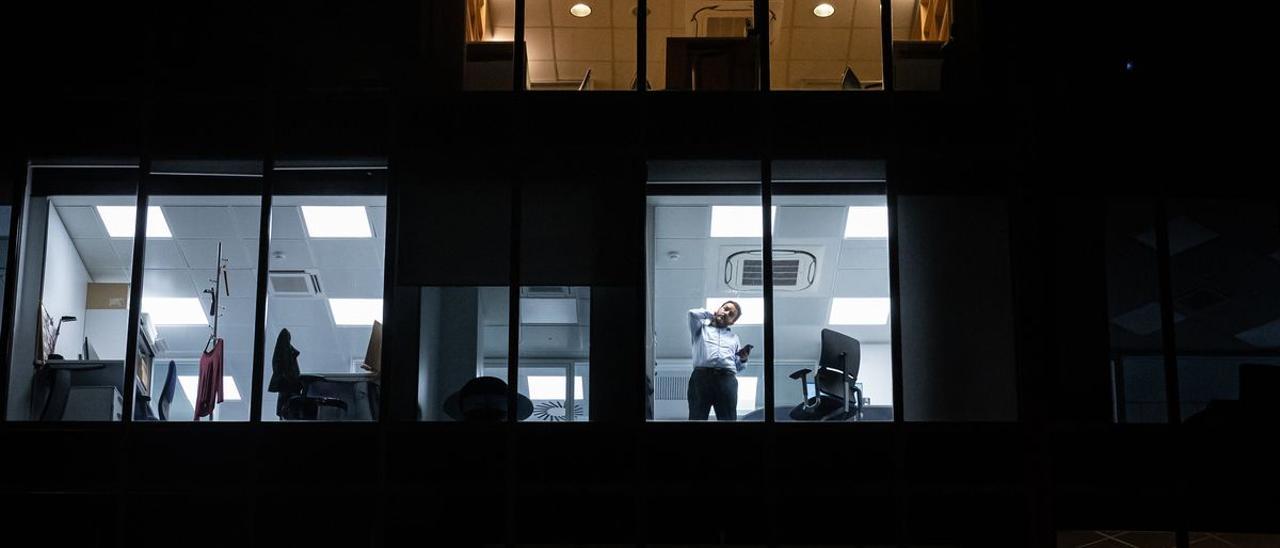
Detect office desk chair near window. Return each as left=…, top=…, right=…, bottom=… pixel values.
left=842, top=66, right=884, bottom=91
left=788, top=328, right=864, bottom=421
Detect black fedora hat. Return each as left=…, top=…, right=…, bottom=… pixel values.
left=442, top=376, right=533, bottom=421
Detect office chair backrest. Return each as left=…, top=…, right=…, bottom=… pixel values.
left=157, top=360, right=178, bottom=420
left=816, top=328, right=860, bottom=397
left=841, top=66, right=862, bottom=90
left=578, top=67, right=592, bottom=91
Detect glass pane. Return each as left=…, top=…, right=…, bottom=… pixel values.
left=1168, top=199, right=1280, bottom=425
left=418, top=286, right=511, bottom=421
left=771, top=0, right=884, bottom=90
left=890, top=0, right=948, bottom=90
left=7, top=193, right=137, bottom=421
left=261, top=195, right=386, bottom=421
left=515, top=286, right=589, bottom=421
left=1105, top=199, right=1168, bottom=423
left=1057, top=531, right=1175, bottom=548
left=647, top=161, right=765, bottom=420
left=772, top=190, right=893, bottom=421
left=135, top=196, right=260, bottom=422
left=522, top=0, right=639, bottom=90
left=650, top=0, right=762, bottom=90
left=466, top=0, right=520, bottom=89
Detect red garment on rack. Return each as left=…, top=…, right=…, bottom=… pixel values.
left=194, top=338, right=225, bottom=420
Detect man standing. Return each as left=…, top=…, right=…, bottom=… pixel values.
left=688, top=301, right=753, bottom=421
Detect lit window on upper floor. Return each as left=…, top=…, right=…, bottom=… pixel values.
left=891, top=0, right=950, bottom=91
left=770, top=0, right=885, bottom=90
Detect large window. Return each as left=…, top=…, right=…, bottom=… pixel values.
left=260, top=194, right=386, bottom=421
left=137, top=195, right=261, bottom=421
left=647, top=161, right=767, bottom=421
left=417, top=286, right=511, bottom=421
left=770, top=0, right=885, bottom=90
left=6, top=171, right=139, bottom=421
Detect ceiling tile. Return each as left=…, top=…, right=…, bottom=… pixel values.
left=265, top=239, right=314, bottom=269
left=775, top=206, right=846, bottom=238
left=525, top=27, right=556, bottom=61
left=1235, top=318, right=1280, bottom=347
left=655, top=269, right=706, bottom=298
left=109, top=240, right=137, bottom=265
left=231, top=206, right=261, bottom=239
left=789, top=28, right=851, bottom=60
left=74, top=239, right=124, bottom=270
left=162, top=206, right=242, bottom=239
left=143, top=240, right=188, bottom=269
left=525, top=0, right=553, bottom=27
left=774, top=296, right=833, bottom=326
left=654, top=206, right=710, bottom=238
left=833, top=268, right=890, bottom=297
left=848, top=26, right=882, bottom=60
left=646, top=0, right=676, bottom=29
left=491, top=0, right=516, bottom=27
left=188, top=268, right=256, bottom=301
left=204, top=295, right=258, bottom=327
left=529, top=60, right=559, bottom=82
left=887, top=0, right=914, bottom=30
left=268, top=297, right=331, bottom=327
left=269, top=206, right=306, bottom=240
left=318, top=268, right=385, bottom=299
left=614, top=28, right=636, bottom=61
left=310, top=240, right=382, bottom=268
left=612, top=0, right=640, bottom=27
left=654, top=238, right=707, bottom=270
left=143, top=269, right=197, bottom=298
left=554, top=28, right=615, bottom=61
left=57, top=206, right=108, bottom=239
left=367, top=207, right=387, bottom=238
left=838, top=240, right=889, bottom=269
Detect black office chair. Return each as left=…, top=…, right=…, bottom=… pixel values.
left=269, top=328, right=349, bottom=420
left=787, top=329, right=863, bottom=421
left=155, top=360, right=178, bottom=420
left=842, top=66, right=884, bottom=90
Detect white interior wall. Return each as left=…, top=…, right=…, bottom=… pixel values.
left=42, top=206, right=89, bottom=358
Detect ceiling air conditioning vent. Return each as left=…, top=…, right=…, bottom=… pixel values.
left=268, top=270, right=321, bottom=297
left=724, top=249, right=816, bottom=292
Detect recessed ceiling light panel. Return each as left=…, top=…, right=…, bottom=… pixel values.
left=301, top=206, right=372, bottom=238
left=844, top=206, right=889, bottom=238
left=96, top=205, right=172, bottom=238
left=329, top=298, right=384, bottom=326
left=142, top=297, right=209, bottom=325
left=828, top=297, right=891, bottom=325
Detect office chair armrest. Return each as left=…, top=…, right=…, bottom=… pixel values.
left=788, top=369, right=812, bottom=380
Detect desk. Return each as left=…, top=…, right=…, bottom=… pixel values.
left=33, top=360, right=147, bottom=421
left=300, top=373, right=380, bottom=421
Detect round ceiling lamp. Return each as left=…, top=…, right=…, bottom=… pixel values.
left=813, top=3, right=836, bottom=18
left=570, top=3, right=592, bottom=17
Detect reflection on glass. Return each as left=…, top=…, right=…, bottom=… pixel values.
left=1105, top=200, right=1168, bottom=423
left=772, top=195, right=892, bottom=421
left=6, top=195, right=137, bottom=421
left=515, top=286, right=590, bottom=421
left=523, top=0, right=639, bottom=90
left=418, top=286, right=510, bottom=421
left=650, top=0, right=763, bottom=90
left=261, top=196, right=385, bottom=422
left=1168, top=199, right=1280, bottom=425
left=648, top=191, right=766, bottom=421
left=771, top=0, right=884, bottom=90
left=1057, top=531, right=1174, bottom=548
left=891, top=0, right=949, bottom=90
left=0, top=205, right=9, bottom=341
left=136, top=196, right=260, bottom=422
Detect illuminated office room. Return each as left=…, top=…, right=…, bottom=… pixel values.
left=463, top=0, right=944, bottom=90
left=417, top=286, right=591, bottom=422
left=3, top=178, right=386, bottom=422
left=646, top=161, right=892, bottom=421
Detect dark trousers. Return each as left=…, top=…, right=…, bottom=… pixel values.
left=688, top=367, right=738, bottom=421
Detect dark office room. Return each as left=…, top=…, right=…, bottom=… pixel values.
left=1, top=1, right=1277, bottom=547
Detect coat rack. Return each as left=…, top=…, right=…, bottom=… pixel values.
left=196, top=242, right=230, bottom=420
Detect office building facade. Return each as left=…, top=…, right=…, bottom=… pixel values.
left=1, top=2, right=1276, bottom=546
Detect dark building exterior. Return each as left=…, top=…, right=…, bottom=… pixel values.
left=1, top=2, right=1276, bottom=547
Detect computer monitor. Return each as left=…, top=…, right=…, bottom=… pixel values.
left=360, top=320, right=383, bottom=374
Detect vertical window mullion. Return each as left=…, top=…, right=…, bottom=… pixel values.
left=761, top=162, right=774, bottom=421
left=636, top=0, right=647, bottom=91
left=121, top=164, right=150, bottom=423
left=514, top=0, right=526, bottom=92
left=755, top=0, right=770, bottom=91
left=248, top=165, right=272, bottom=422
left=880, top=0, right=895, bottom=92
